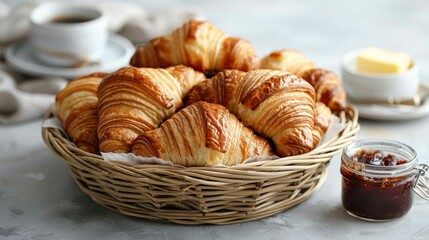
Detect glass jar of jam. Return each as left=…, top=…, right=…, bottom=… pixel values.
left=341, top=139, right=429, bottom=221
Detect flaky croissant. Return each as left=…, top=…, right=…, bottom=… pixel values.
left=130, top=19, right=260, bottom=73
left=132, top=101, right=274, bottom=166
left=97, top=65, right=205, bottom=153
left=312, top=102, right=332, bottom=148
left=261, top=49, right=316, bottom=77
left=55, top=72, right=106, bottom=154
left=187, top=69, right=319, bottom=157
left=300, top=68, right=347, bottom=112
left=261, top=50, right=347, bottom=112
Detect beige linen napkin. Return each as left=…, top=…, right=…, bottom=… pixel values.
left=0, top=65, right=67, bottom=123
left=0, top=0, right=204, bottom=124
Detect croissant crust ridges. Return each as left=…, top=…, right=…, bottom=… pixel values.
left=96, top=66, right=205, bottom=153
left=99, top=67, right=182, bottom=108
left=234, top=70, right=316, bottom=155
left=130, top=19, right=260, bottom=73
left=63, top=102, right=99, bottom=153
left=55, top=73, right=106, bottom=154
left=186, top=69, right=246, bottom=110
left=238, top=95, right=316, bottom=156
left=186, top=69, right=320, bottom=157
left=132, top=102, right=273, bottom=167
left=56, top=79, right=100, bottom=122
left=261, top=49, right=347, bottom=112
left=300, top=68, right=347, bottom=112
left=312, top=102, right=332, bottom=148
left=260, top=49, right=316, bottom=77
left=165, top=65, right=206, bottom=96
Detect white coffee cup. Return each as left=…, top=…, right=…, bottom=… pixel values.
left=29, top=2, right=108, bottom=67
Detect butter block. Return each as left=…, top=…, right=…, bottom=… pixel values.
left=356, top=47, right=411, bottom=74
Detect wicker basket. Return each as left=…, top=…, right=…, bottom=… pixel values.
left=42, top=105, right=359, bottom=225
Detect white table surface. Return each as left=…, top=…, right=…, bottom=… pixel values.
left=1, top=0, right=429, bottom=239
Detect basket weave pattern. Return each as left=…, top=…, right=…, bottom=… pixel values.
left=42, top=105, right=359, bottom=225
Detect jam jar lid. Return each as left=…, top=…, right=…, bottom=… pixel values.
left=342, top=139, right=418, bottom=178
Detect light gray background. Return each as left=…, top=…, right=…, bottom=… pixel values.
left=1, top=0, right=429, bottom=239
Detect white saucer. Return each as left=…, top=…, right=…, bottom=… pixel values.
left=352, top=82, right=429, bottom=121
left=4, top=33, right=135, bottom=79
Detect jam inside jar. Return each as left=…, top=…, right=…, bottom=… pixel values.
left=341, top=139, right=420, bottom=221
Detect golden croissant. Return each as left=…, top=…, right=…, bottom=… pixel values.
left=261, top=49, right=316, bottom=77
left=312, top=102, right=332, bottom=148
left=187, top=69, right=320, bottom=157
left=55, top=72, right=107, bottom=154
left=132, top=101, right=274, bottom=166
left=261, top=49, right=347, bottom=112
left=97, top=65, right=205, bottom=153
left=130, top=19, right=260, bottom=73
left=300, top=68, right=347, bottom=112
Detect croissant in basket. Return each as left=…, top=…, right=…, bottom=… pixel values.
left=55, top=72, right=107, bottom=154
left=187, top=69, right=332, bottom=157
left=97, top=65, right=205, bottom=153
left=300, top=68, right=347, bottom=112
left=261, top=49, right=316, bottom=77
left=132, top=101, right=274, bottom=167
left=261, top=49, right=347, bottom=112
left=130, top=19, right=260, bottom=73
